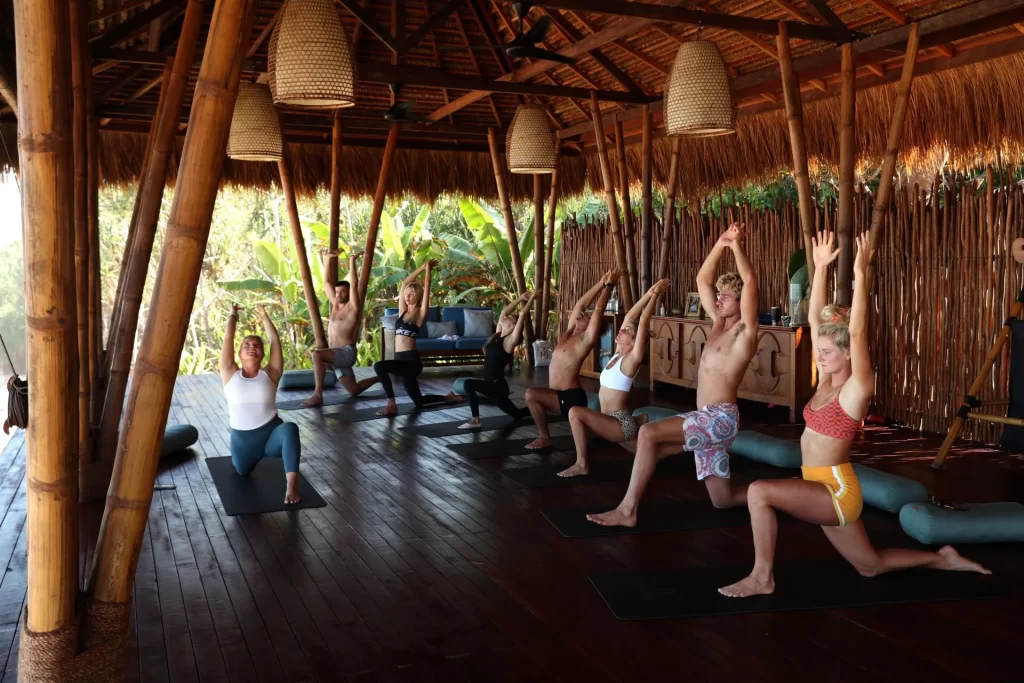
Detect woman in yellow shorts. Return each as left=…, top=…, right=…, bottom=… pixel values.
left=719, top=231, right=989, bottom=598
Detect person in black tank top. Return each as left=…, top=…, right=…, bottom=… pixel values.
left=448, top=293, right=535, bottom=429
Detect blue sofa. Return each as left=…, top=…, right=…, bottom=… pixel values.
left=381, top=306, right=496, bottom=365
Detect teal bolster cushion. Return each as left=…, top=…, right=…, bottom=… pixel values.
left=161, top=424, right=199, bottom=457
left=899, top=501, right=1024, bottom=544
left=452, top=377, right=469, bottom=396
left=632, top=406, right=678, bottom=423
left=587, top=393, right=601, bottom=411
left=278, top=369, right=338, bottom=391
left=851, top=464, right=928, bottom=514
left=729, top=430, right=802, bottom=469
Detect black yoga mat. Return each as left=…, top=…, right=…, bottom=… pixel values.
left=501, top=454, right=695, bottom=490
left=448, top=434, right=579, bottom=460
left=206, top=457, right=326, bottom=516
left=322, top=400, right=455, bottom=423
left=590, top=560, right=1005, bottom=620
left=402, top=413, right=565, bottom=438
left=277, top=389, right=388, bottom=411
left=543, top=500, right=765, bottom=538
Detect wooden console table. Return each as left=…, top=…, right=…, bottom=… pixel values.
left=648, top=316, right=815, bottom=422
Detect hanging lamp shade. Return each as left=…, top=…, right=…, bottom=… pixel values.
left=268, top=0, right=356, bottom=108
left=506, top=104, right=557, bottom=174
left=227, top=82, right=284, bottom=161
left=664, top=40, right=735, bottom=137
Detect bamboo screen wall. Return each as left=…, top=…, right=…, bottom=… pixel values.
left=557, top=174, right=1024, bottom=444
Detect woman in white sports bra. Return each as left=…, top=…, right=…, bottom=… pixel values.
left=221, top=304, right=301, bottom=505
left=558, top=279, right=669, bottom=478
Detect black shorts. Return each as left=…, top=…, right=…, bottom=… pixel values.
left=556, top=387, right=588, bottom=417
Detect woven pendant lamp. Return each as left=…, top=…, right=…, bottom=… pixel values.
left=506, top=104, right=557, bottom=173
left=664, top=40, right=735, bottom=137
left=268, top=0, right=356, bottom=109
left=227, top=82, right=283, bottom=161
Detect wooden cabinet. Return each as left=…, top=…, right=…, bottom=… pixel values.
left=649, top=316, right=815, bottom=422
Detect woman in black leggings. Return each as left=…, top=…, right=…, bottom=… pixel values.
left=374, top=260, right=447, bottom=416
left=453, top=292, right=535, bottom=429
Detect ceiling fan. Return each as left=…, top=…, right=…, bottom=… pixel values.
left=383, top=86, right=430, bottom=123
left=436, top=2, right=576, bottom=64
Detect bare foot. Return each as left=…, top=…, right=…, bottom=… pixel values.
left=936, top=545, right=992, bottom=574
left=376, top=399, right=398, bottom=417
left=284, top=485, right=301, bottom=505
left=525, top=437, right=552, bottom=450
left=300, top=395, right=323, bottom=408
left=445, top=392, right=466, bottom=403
left=557, top=462, right=589, bottom=478
left=718, top=572, right=775, bottom=598
left=459, top=418, right=481, bottom=430
left=586, top=506, right=637, bottom=528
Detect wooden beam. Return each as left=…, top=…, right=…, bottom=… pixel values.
left=0, top=62, right=15, bottom=116
left=246, top=3, right=282, bottom=58
left=328, top=114, right=343, bottom=284
left=93, top=47, right=174, bottom=63
left=357, top=123, right=400, bottom=301
left=542, top=8, right=647, bottom=95
left=533, top=174, right=545, bottom=338
left=804, top=0, right=853, bottom=38
left=90, top=0, right=185, bottom=51
left=862, top=0, right=955, bottom=59
left=657, top=136, right=681, bottom=282
left=640, top=104, right=652, bottom=293
left=590, top=91, right=634, bottom=309
left=395, top=0, right=464, bottom=55
left=124, top=71, right=166, bottom=104
left=90, top=0, right=152, bottom=24
left=279, top=154, right=328, bottom=349
left=335, top=0, right=398, bottom=52
left=615, top=118, right=638, bottom=302
left=769, top=0, right=820, bottom=26
left=836, top=42, right=855, bottom=306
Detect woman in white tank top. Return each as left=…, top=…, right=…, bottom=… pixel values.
left=558, top=279, right=669, bottom=478
left=221, top=304, right=301, bottom=505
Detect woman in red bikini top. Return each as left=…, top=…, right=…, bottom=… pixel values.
left=719, top=231, right=988, bottom=599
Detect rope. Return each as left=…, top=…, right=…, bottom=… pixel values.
left=0, top=333, right=26, bottom=434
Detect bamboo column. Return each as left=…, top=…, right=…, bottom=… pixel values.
left=590, top=91, right=633, bottom=308
left=657, top=137, right=682, bottom=282
left=836, top=42, right=855, bottom=306
left=357, top=122, right=400, bottom=303
left=96, top=0, right=205, bottom=471
left=86, top=0, right=254, bottom=664
left=640, top=104, right=653, bottom=293
left=533, top=174, right=545, bottom=338
left=88, top=87, right=102, bottom=415
left=487, top=127, right=534, bottom=363
left=777, top=20, right=816, bottom=284
left=615, top=118, right=638, bottom=303
left=71, top=0, right=92, bottom=472
left=328, top=112, right=343, bottom=284
left=541, top=152, right=560, bottom=339
left=279, top=153, right=328, bottom=350
left=13, top=0, right=79, bottom=659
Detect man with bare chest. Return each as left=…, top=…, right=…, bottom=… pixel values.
left=588, top=224, right=759, bottom=527
left=301, top=248, right=379, bottom=406
left=524, top=268, right=620, bottom=449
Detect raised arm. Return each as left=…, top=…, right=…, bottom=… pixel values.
left=398, top=261, right=428, bottom=317
left=500, top=292, right=529, bottom=320
left=625, top=279, right=669, bottom=368
left=257, top=304, right=284, bottom=384
left=697, top=233, right=730, bottom=322
left=220, top=304, right=241, bottom=385
left=582, top=282, right=615, bottom=347
left=507, top=291, right=537, bottom=350
left=415, top=260, right=437, bottom=325
left=848, top=234, right=875, bottom=393
left=348, top=248, right=365, bottom=307
left=322, top=250, right=339, bottom=307
left=809, top=230, right=841, bottom=355
left=729, top=224, right=760, bottom=332
left=570, top=268, right=618, bottom=323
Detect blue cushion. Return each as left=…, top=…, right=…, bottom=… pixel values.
left=852, top=464, right=928, bottom=514
left=442, top=307, right=492, bottom=336
left=414, top=339, right=456, bottom=351
left=385, top=307, right=399, bottom=316
left=632, top=406, right=678, bottom=423
left=730, top=430, right=803, bottom=469
left=587, top=393, right=600, bottom=411
left=161, top=424, right=199, bottom=457
left=899, top=501, right=1024, bottom=544
left=455, top=336, right=490, bottom=350
left=278, top=369, right=337, bottom=390
left=451, top=377, right=469, bottom=396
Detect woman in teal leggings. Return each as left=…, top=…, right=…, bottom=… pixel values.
left=221, top=304, right=301, bottom=505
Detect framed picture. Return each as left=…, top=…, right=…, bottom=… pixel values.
left=685, top=292, right=704, bottom=319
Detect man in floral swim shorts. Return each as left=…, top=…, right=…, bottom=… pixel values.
left=587, top=224, right=760, bottom=528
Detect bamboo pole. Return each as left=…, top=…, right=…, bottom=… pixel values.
left=541, top=153, right=560, bottom=340
left=533, top=174, right=545, bottom=338
left=487, top=127, right=534, bottom=364
left=96, top=0, right=205, bottom=469
left=88, top=78, right=102, bottom=415
left=88, top=0, right=254, bottom=629
left=615, top=118, right=638, bottom=303
left=357, top=122, right=400, bottom=304
left=328, top=112, right=343, bottom=285
left=640, top=104, right=653, bottom=294
left=866, top=22, right=920, bottom=284
left=279, top=153, right=328, bottom=350
left=0, top=62, right=17, bottom=115
left=836, top=42, right=855, bottom=307
left=13, top=0, right=79, bottom=641
left=590, top=91, right=633, bottom=308
left=777, top=20, right=816, bottom=284
left=657, top=137, right=682, bottom=283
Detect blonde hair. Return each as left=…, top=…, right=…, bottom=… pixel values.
left=818, top=304, right=851, bottom=351
left=405, top=282, right=424, bottom=300
left=715, top=272, right=743, bottom=299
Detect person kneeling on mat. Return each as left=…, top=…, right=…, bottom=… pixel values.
left=588, top=224, right=757, bottom=527
left=718, top=231, right=989, bottom=599
left=558, top=279, right=669, bottom=477
left=524, top=268, right=620, bottom=449
left=447, top=291, right=536, bottom=429
left=222, top=304, right=301, bottom=505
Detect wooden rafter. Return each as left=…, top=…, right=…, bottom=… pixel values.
left=335, top=0, right=398, bottom=51
left=803, top=0, right=854, bottom=38
left=541, top=9, right=647, bottom=94
left=246, top=4, right=283, bottom=58
left=395, top=0, right=464, bottom=55
left=862, top=0, right=956, bottom=58
left=90, top=0, right=184, bottom=50
left=451, top=6, right=503, bottom=126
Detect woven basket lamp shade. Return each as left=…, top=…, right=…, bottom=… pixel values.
left=506, top=104, right=557, bottom=174
left=664, top=40, right=735, bottom=137
left=227, top=83, right=283, bottom=161
left=268, top=0, right=356, bottom=109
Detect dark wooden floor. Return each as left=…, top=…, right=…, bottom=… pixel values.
left=2, top=367, right=1024, bottom=682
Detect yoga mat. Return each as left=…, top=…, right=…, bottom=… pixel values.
left=501, top=454, right=695, bottom=490
left=542, top=500, right=769, bottom=538
left=276, top=389, right=388, bottom=411
left=206, top=457, right=326, bottom=516
left=322, top=400, right=455, bottom=423
left=447, top=434, right=578, bottom=460
left=590, top=560, right=1005, bottom=620
left=402, top=413, right=565, bottom=438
